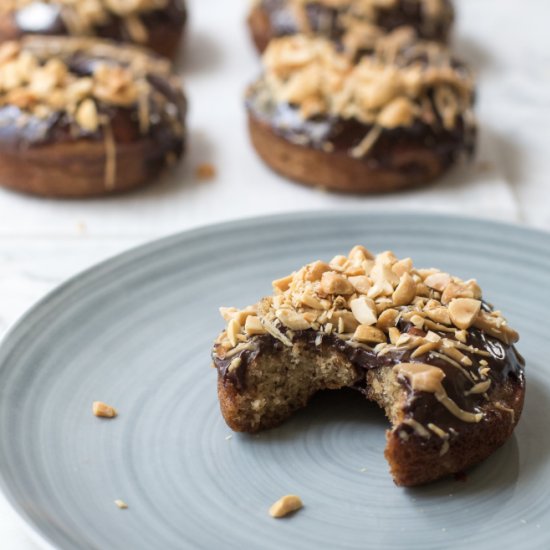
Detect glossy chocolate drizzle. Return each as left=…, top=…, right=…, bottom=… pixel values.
left=213, top=318, right=524, bottom=437
left=260, top=0, right=453, bottom=43
left=11, top=0, right=187, bottom=42
left=246, top=90, right=476, bottom=171
left=0, top=49, right=186, bottom=153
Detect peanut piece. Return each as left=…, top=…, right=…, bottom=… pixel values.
left=75, top=99, right=98, bottom=132
left=305, top=261, right=331, bottom=281
left=332, top=311, right=359, bottom=333
left=300, top=290, right=325, bottom=310
left=269, top=495, right=303, bottom=518
left=425, top=306, right=451, bottom=325
left=320, top=272, right=354, bottom=295
left=350, top=296, right=377, bottom=325
left=330, top=255, right=349, bottom=270
left=392, top=272, right=416, bottom=306
left=370, top=262, right=400, bottom=287
left=348, top=275, right=372, bottom=294
left=272, top=274, right=294, bottom=292
left=388, top=327, right=401, bottom=345
left=441, top=280, right=481, bottom=305
left=348, top=245, right=374, bottom=262
left=93, top=401, right=117, bottom=418
left=195, top=163, right=216, bottom=181
left=353, top=325, right=386, bottom=344
left=227, top=319, right=240, bottom=347
left=377, top=308, right=399, bottom=329
left=392, top=257, right=413, bottom=277
left=276, top=309, right=311, bottom=331
left=244, top=316, right=267, bottom=336
left=448, top=298, right=481, bottom=330
left=377, top=97, right=416, bottom=128
left=424, top=272, right=452, bottom=292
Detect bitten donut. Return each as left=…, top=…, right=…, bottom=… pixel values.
left=0, top=37, right=186, bottom=198
left=249, top=0, right=455, bottom=53
left=246, top=31, right=476, bottom=193
left=0, top=0, right=187, bottom=60
left=212, top=246, right=525, bottom=487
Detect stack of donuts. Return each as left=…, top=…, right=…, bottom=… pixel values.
left=245, top=0, right=476, bottom=193
left=0, top=0, right=188, bottom=198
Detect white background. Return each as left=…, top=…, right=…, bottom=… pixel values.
left=0, top=0, right=549, bottom=547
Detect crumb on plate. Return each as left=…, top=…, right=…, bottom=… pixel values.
left=269, top=495, right=303, bottom=518
left=93, top=401, right=118, bottom=418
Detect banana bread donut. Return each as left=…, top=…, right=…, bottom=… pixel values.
left=249, top=0, right=455, bottom=53
left=0, top=37, right=186, bottom=198
left=0, top=0, right=187, bottom=60
left=212, top=246, right=525, bottom=487
left=246, top=31, right=476, bottom=193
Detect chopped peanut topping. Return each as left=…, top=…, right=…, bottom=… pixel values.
left=217, top=246, right=517, bottom=353
left=215, top=246, right=520, bottom=430
left=254, top=30, right=474, bottom=145
left=1, top=1, right=170, bottom=41
left=0, top=37, right=179, bottom=134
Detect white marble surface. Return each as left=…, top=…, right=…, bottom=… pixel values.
left=1, top=0, right=549, bottom=547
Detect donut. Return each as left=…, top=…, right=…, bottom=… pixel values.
left=0, top=0, right=187, bottom=59
left=248, top=0, right=455, bottom=53
left=0, top=37, right=186, bottom=198
left=246, top=31, right=476, bottom=194
left=212, top=246, right=525, bottom=487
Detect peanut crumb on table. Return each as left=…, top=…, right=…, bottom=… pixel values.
left=195, top=163, right=216, bottom=181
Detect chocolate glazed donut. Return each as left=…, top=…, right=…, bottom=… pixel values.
left=211, top=246, right=525, bottom=486
left=0, top=0, right=187, bottom=60
left=246, top=33, right=476, bottom=194
left=0, top=37, right=186, bottom=198
left=249, top=0, right=455, bottom=53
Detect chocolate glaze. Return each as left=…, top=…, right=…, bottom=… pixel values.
left=10, top=0, right=187, bottom=43
left=0, top=50, right=186, bottom=154
left=259, top=0, right=453, bottom=44
left=213, top=319, right=524, bottom=441
left=246, top=89, right=476, bottom=172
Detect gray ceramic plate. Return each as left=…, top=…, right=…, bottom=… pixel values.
left=0, top=212, right=549, bottom=550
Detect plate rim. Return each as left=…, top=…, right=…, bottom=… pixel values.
left=0, top=210, right=548, bottom=549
